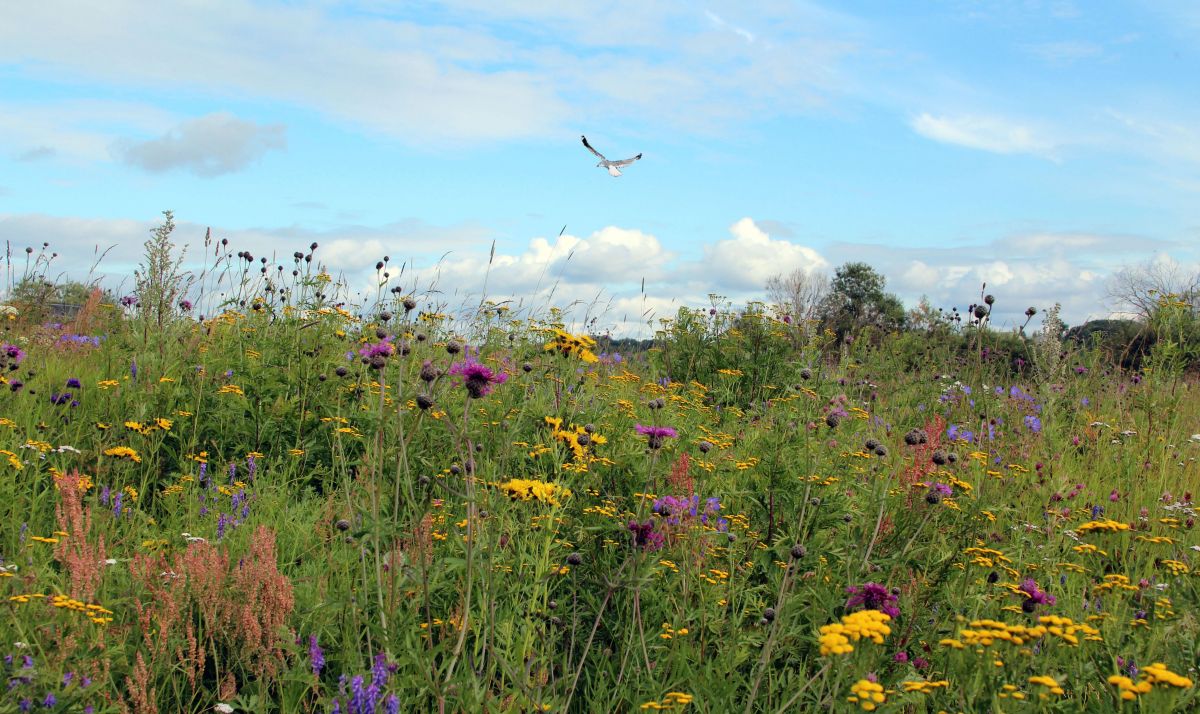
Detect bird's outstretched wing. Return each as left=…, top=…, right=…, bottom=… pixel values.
left=581, top=135, right=607, bottom=161
left=610, top=153, right=642, bottom=168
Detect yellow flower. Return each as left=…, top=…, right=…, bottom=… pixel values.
left=103, top=446, right=142, bottom=463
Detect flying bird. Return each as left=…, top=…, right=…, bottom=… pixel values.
left=581, top=135, right=642, bottom=177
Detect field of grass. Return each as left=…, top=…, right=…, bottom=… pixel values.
left=1, top=260, right=1198, bottom=712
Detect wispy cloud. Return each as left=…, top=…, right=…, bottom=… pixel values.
left=13, top=146, right=57, bottom=162
left=910, top=113, right=1058, bottom=158
left=113, top=112, right=286, bottom=177
left=1024, top=40, right=1103, bottom=64
left=0, top=1, right=864, bottom=144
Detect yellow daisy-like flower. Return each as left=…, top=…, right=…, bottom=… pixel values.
left=103, top=446, right=142, bottom=463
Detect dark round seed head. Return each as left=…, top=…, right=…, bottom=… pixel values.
left=932, top=450, right=947, bottom=465
left=974, top=305, right=988, bottom=319
left=416, top=394, right=434, bottom=410
left=698, top=440, right=712, bottom=453
left=335, top=366, right=349, bottom=377
left=825, top=413, right=841, bottom=428
left=904, top=429, right=921, bottom=446
left=984, top=294, right=995, bottom=305
left=566, top=552, right=582, bottom=565
left=522, top=362, right=533, bottom=373
left=791, top=544, right=807, bottom=559
left=335, top=519, right=350, bottom=531
left=799, top=367, right=813, bottom=380
left=763, top=607, right=776, bottom=622
left=947, top=452, right=958, bottom=464
left=864, top=439, right=879, bottom=451
left=403, top=298, right=417, bottom=312
left=446, top=342, right=462, bottom=355
left=874, top=445, right=888, bottom=457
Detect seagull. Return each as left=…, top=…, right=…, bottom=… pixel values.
left=581, top=135, right=642, bottom=177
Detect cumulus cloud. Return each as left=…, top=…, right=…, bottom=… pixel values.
left=113, top=112, right=285, bottom=177
left=687, top=218, right=828, bottom=291
left=911, top=113, right=1058, bottom=158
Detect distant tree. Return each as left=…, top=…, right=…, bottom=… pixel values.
left=1106, top=258, right=1200, bottom=321
left=820, top=262, right=905, bottom=338
left=6, top=276, right=115, bottom=314
left=765, top=268, right=829, bottom=323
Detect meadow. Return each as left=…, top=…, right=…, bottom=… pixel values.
left=1, top=236, right=1198, bottom=713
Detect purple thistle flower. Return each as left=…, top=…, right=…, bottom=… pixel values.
left=179, top=299, right=193, bottom=311
left=845, top=582, right=901, bottom=618
left=1018, top=578, right=1055, bottom=611
left=65, top=378, right=82, bottom=389
left=357, top=339, right=395, bottom=360
left=447, top=358, right=508, bottom=399
left=634, top=424, right=678, bottom=449
left=119, top=295, right=138, bottom=308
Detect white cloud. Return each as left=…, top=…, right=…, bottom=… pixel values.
left=687, top=218, right=829, bottom=291
left=911, top=113, right=1058, bottom=158
left=113, top=113, right=285, bottom=177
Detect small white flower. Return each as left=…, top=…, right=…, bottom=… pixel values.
left=13, top=641, right=28, bottom=649
left=103, top=559, right=118, bottom=566
left=215, top=704, right=235, bottom=714
left=186, top=536, right=207, bottom=543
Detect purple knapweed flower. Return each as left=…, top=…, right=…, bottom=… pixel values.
left=447, top=358, right=508, bottom=399
left=634, top=424, right=678, bottom=450
left=845, top=582, right=901, bottom=618
left=1018, top=578, right=1055, bottom=612
left=628, top=520, right=665, bottom=551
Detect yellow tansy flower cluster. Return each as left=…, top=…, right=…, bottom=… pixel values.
left=818, top=610, right=892, bottom=656
left=639, top=692, right=693, bottom=710
left=848, top=679, right=887, bottom=711
left=901, top=679, right=949, bottom=694
left=1109, top=663, right=1193, bottom=700
left=497, top=478, right=571, bottom=506
left=1075, top=519, right=1131, bottom=534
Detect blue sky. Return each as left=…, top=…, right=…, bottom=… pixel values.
left=1, top=0, right=1197, bottom=333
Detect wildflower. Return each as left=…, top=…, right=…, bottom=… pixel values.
left=447, top=358, right=508, bottom=398
left=628, top=520, right=665, bottom=551
left=66, top=377, right=82, bottom=389
left=635, top=424, right=678, bottom=449
left=1018, top=579, right=1055, bottom=612
left=103, top=446, right=142, bottom=463
left=848, top=679, right=886, bottom=711
left=309, top=634, right=325, bottom=676
left=845, top=582, right=901, bottom=618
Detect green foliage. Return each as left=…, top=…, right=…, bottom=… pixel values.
left=134, top=210, right=193, bottom=333
left=821, top=262, right=906, bottom=339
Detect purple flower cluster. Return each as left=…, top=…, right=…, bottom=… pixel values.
left=651, top=494, right=728, bottom=531
left=330, top=654, right=400, bottom=714
left=845, top=582, right=901, bottom=618
left=57, top=334, right=102, bottom=348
